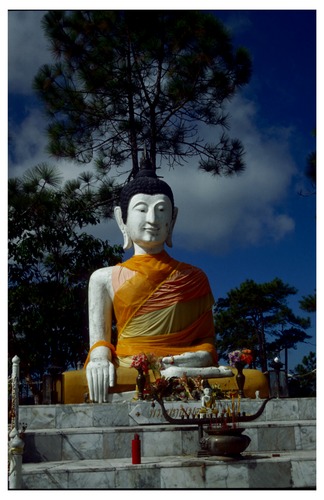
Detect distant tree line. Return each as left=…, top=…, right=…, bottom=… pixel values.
left=8, top=164, right=123, bottom=396
left=214, top=278, right=313, bottom=372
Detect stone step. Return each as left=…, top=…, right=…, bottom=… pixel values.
left=21, top=451, right=316, bottom=489
left=23, top=420, right=316, bottom=463
left=18, top=397, right=316, bottom=430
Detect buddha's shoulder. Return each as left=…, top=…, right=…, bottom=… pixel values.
left=177, top=261, right=209, bottom=279
left=89, top=266, right=115, bottom=282
left=90, top=264, right=135, bottom=283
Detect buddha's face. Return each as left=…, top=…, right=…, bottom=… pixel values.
left=125, top=193, right=173, bottom=252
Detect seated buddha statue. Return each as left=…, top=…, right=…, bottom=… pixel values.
left=84, top=156, right=235, bottom=403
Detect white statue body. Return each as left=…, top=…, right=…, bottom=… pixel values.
left=86, top=192, right=232, bottom=403
left=201, top=387, right=213, bottom=409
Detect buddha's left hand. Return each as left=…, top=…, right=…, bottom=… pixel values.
left=162, top=351, right=214, bottom=368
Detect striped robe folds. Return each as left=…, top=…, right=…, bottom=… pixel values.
left=112, top=251, right=217, bottom=367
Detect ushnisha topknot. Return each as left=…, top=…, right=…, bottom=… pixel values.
left=119, top=156, right=175, bottom=223
left=202, top=379, right=212, bottom=389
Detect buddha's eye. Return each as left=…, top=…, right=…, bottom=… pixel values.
left=134, top=204, right=147, bottom=212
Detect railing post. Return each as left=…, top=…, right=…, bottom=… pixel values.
left=8, top=355, right=25, bottom=489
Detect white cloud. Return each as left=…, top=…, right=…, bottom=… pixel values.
left=8, top=11, right=49, bottom=95
left=9, top=107, right=83, bottom=182
left=8, top=12, right=297, bottom=256
left=9, top=108, right=48, bottom=174
left=161, top=95, right=296, bottom=253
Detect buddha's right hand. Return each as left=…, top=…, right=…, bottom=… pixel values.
left=86, top=348, right=115, bottom=403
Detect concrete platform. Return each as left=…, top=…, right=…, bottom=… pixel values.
left=22, top=451, right=316, bottom=489
left=22, top=420, right=316, bottom=463
left=18, top=397, right=316, bottom=489
left=18, top=396, right=316, bottom=429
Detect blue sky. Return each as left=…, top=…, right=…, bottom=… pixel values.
left=7, top=6, right=317, bottom=371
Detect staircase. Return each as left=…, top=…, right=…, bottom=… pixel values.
left=19, top=396, right=316, bottom=489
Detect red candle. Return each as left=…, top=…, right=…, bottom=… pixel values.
left=132, top=433, right=141, bottom=464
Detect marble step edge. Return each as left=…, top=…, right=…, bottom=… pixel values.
left=18, top=397, right=317, bottom=426
left=22, top=419, right=316, bottom=436
left=19, top=397, right=316, bottom=412
left=22, top=450, right=316, bottom=475
left=21, top=451, right=317, bottom=489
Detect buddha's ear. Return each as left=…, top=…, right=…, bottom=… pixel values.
left=114, top=206, right=133, bottom=250
left=166, top=206, right=178, bottom=248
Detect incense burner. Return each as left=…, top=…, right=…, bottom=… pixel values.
left=199, top=427, right=251, bottom=458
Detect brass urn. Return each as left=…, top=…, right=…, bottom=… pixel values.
left=200, top=427, right=251, bottom=458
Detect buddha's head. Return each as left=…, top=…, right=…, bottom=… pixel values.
left=202, top=380, right=212, bottom=396
left=114, top=157, right=178, bottom=252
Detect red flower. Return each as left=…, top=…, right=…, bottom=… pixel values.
left=240, top=349, right=253, bottom=365
left=228, top=349, right=253, bottom=367
left=130, top=353, right=150, bottom=373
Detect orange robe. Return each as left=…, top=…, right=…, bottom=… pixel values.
left=112, top=251, right=217, bottom=365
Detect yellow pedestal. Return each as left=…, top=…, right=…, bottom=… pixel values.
left=62, top=366, right=139, bottom=404
left=62, top=366, right=269, bottom=404
left=208, top=368, right=269, bottom=399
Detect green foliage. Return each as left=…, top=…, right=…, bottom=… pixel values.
left=305, top=129, right=316, bottom=189
left=289, top=351, right=316, bottom=397
left=8, top=164, right=123, bottom=380
left=33, top=10, right=252, bottom=177
left=305, top=151, right=316, bottom=186
left=214, top=278, right=311, bottom=371
left=300, top=129, right=316, bottom=196
left=299, top=292, right=316, bottom=313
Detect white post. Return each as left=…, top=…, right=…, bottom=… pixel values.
left=8, top=355, right=25, bottom=489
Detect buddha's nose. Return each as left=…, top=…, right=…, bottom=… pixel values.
left=146, top=207, right=158, bottom=223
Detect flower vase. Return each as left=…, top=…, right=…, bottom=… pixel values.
left=136, top=369, right=146, bottom=400
left=235, top=362, right=246, bottom=397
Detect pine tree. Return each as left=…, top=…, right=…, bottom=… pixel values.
left=33, top=10, right=252, bottom=179
left=8, top=164, right=123, bottom=385
left=214, top=278, right=311, bottom=371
